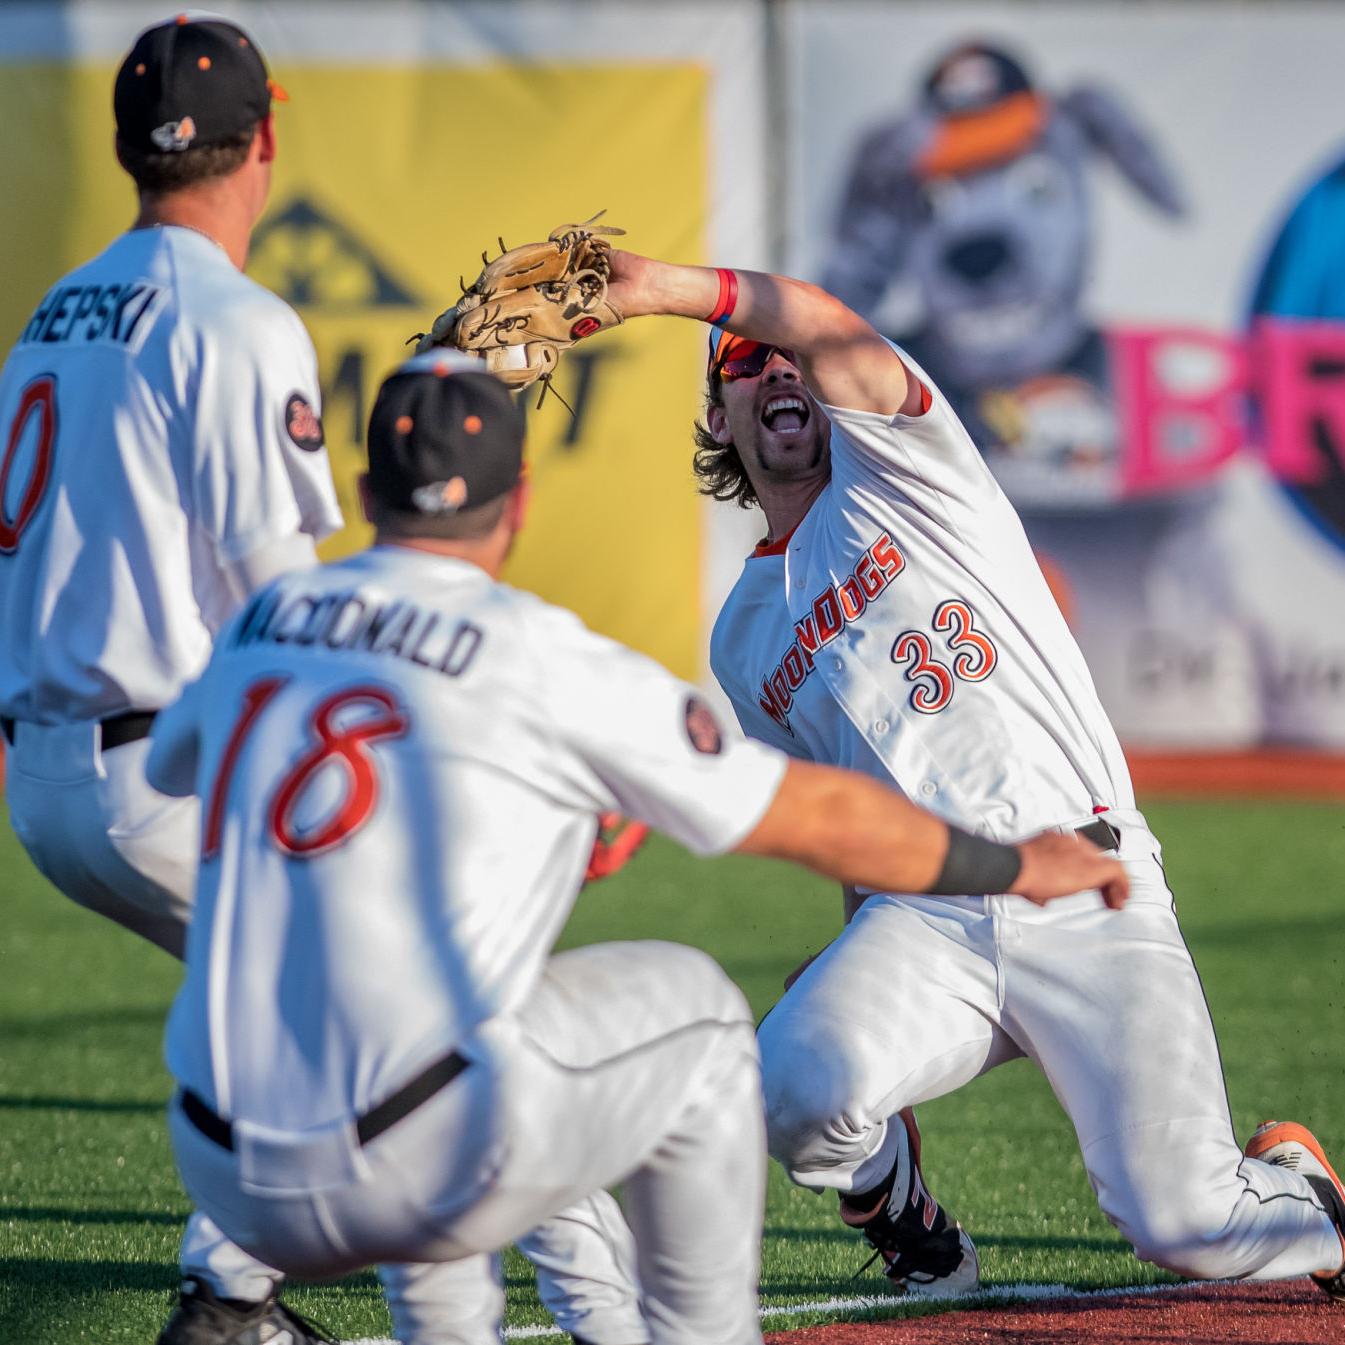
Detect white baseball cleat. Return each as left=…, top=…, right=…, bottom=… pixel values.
left=1244, top=1119, right=1345, bottom=1302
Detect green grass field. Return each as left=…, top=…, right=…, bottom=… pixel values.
left=2, top=797, right=1343, bottom=1342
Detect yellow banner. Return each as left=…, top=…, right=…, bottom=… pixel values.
left=0, top=61, right=708, bottom=678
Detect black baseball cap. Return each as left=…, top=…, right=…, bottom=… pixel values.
left=367, top=352, right=525, bottom=517
left=114, top=14, right=287, bottom=154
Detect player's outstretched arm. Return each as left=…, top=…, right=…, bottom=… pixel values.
left=736, top=760, right=1128, bottom=908
left=606, top=249, right=921, bottom=418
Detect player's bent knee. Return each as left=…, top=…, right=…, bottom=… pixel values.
left=1092, top=1137, right=1250, bottom=1280
left=1114, top=1199, right=1240, bottom=1280
left=758, top=1028, right=873, bottom=1175
left=1131, top=1230, right=1231, bottom=1280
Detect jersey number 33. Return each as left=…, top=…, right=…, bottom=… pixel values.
left=890, top=599, right=998, bottom=715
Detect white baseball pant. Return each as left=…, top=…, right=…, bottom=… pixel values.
left=170, top=942, right=767, bottom=1345
left=757, top=807, right=1342, bottom=1282
left=4, top=721, right=651, bottom=1341
left=364, top=1196, right=648, bottom=1345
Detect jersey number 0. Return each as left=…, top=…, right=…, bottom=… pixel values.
left=203, top=676, right=410, bottom=860
left=0, top=375, right=57, bottom=554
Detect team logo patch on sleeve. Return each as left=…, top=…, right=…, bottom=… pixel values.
left=684, top=696, right=723, bottom=755
left=284, top=392, right=324, bottom=452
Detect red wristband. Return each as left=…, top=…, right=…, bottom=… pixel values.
left=706, top=268, right=738, bottom=327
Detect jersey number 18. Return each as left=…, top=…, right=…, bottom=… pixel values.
left=203, top=676, right=410, bottom=860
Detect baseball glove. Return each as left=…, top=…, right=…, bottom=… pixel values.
left=585, top=812, right=651, bottom=882
left=413, top=214, right=626, bottom=397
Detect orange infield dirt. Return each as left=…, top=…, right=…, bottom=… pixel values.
left=1125, top=750, right=1345, bottom=797
left=763, top=1282, right=1339, bottom=1345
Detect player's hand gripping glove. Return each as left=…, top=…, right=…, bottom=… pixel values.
left=413, top=214, right=626, bottom=397
left=584, top=812, right=651, bottom=882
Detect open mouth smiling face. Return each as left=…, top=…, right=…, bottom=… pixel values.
left=759, top=389, right=812, bottom=437
left=747, top=372, right=829, bottom=475
left=708, top=333, right=830, bottom=480
left=731, top=355, right=823, bottom=481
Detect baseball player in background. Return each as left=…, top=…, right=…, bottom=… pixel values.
left=0, top=15, right=342, bottom=1343
left=0, top=17, right=647, bottom=1345
left=146, top=353, right=1126, bottom=1345
left=595, top=251, right=1345, bottom=1301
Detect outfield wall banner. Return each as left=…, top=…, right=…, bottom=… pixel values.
left=0, top=0, right=771, bottom=686
left=786, top=1, right=1345, bottom=749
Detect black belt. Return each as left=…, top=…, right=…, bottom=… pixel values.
left=101, top=710, right=158, bottom=749
left=180, top=1049, right=471, bottom=1152
left=1077, top=817, right=1121, bottom=851
left=0, top=710, right=157, bottom=750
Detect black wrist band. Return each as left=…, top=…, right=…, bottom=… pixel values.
left=928, top=826, right=1022, bottom=896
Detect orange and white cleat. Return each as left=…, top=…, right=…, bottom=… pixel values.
left=1245, top=1120, right=1345, bottom=1302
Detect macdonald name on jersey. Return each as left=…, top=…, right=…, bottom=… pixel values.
left=230, top=581, right=484, bottom=680
left=759, top=530, right=905, bottom=733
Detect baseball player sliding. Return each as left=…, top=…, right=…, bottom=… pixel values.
left=586, top=247, right=1343, bottom=1299
left=148, top=352, right=1126, bottom=1345
left=0, top=18, right=646, bottom=1345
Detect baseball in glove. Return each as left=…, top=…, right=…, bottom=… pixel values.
left=413, top=213, right=626, bottom=404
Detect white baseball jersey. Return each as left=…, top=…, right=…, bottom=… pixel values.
left=0, top=225, right=342, bottom=724
left=711, top=352, right=1134, bottom=843
left=148, top=544, right=785, bottom=1131
left=738, top=353, right=1345, bottom=1290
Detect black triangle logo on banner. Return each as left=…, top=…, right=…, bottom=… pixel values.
left=249, top=197, right=421, bottom=310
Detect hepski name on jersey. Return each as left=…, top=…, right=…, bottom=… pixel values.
left=19, top=282, right=165, bottom=351
left=230, top=585, right=484, bottom=679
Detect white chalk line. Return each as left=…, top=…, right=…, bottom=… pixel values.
left=345, top=1276, right=1200, bottom=1341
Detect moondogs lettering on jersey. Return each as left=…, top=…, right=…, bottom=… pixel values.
left=754, top=530, right=905, bottom=733
left=148, top=545, right=786, bottom=1132
left=711, top=348, right=1134, bottom=841
left=0, top=226, right=342, bottom=724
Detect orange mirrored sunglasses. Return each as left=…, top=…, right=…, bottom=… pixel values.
left=707, top=329, right=799, bottom=382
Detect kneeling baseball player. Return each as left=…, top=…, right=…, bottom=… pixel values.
left=147, top=353, right=1124, bottom=1345
left=418, top=221, right=1344, bottom=1307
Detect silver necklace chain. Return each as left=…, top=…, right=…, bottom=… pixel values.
left=143, top=220, right=226, bottom=252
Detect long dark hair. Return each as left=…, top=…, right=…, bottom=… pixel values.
left=691, top=376, right=758, bottom=509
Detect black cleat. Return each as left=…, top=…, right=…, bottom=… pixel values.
left=1304, top=1174, right=1345, bottom=1303
left=838, top=1114, right=980, bottom=1295
left=156, top=1277, right=336, bottom=1345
